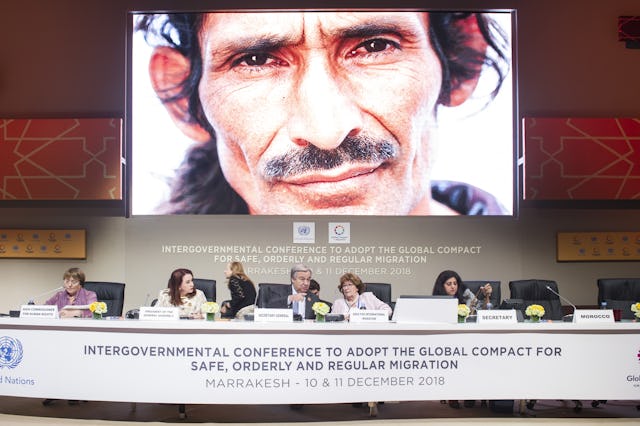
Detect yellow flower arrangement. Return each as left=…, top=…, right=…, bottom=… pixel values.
left=89, top=301, right=107, bottom=315
left=525, top=304, right=545, bottom=320
left=457, top=304, right=470, bottom=323
left=457, top=304, right=470, bottom=318
left=201, top=302, right=220, bottom=314
left=630, top=302, right=640, bottom=318
left=312, top=302, right=330, bottom=316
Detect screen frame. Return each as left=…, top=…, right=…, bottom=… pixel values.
left=124, top=5, right=520, bottom=218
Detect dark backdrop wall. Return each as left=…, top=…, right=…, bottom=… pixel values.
left=1, top=0, right=638, bottom=313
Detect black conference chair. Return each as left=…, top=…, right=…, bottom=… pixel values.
left=509, top=279, right=581, bottom=412
left=464, top=280, right=501, bottom=309
left=508, top=279, right=564, bottom=321
left=256, top=283, right=290, bottom=308
left=597, top=278, right=640, bottom=320
left=83, top=281, right=126, bottom=317
left=592, top=278, right=640, bottom=409
left=364, top=283, right=392, bottom=305
left=193, top=278, right=216, bottom=302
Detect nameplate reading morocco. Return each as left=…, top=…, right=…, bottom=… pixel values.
left=477, top=309, right=518, bottom=324
left=350, top=310, right=389, bottom=323
left=572, top=309, right=614, bottom=323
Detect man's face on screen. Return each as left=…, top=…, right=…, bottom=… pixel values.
left=197, top=12, right=447, bottom=214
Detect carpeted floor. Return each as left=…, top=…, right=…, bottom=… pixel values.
left=0, top=398, right=638, bottom=425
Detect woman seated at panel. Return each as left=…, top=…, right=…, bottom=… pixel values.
left=432, top=269, right=492, bottom=409
left=432, top=270, right=493, bottom=311
left=220, top=261, right=256, bottom=319
left=331, top=272, right=392, bottom=319
left=46, top=267, right=97, bottom=318
left=156, top=268, right=207, bottom=319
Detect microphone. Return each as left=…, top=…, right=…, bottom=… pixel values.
left=26, top=286, right=63, bottom=305
left=126, top=292, right=152, bottom=319
left=546, top=285, right=576, bottom=317
left=253, top=284, right=262, bottom=308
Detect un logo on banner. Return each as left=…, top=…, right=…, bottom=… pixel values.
left=0, top=336, right=24, bottom=369
left=298, top=225, right=310, bottom=236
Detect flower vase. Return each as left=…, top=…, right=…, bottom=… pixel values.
left=457, top=315, right=466, bottom=323
left=530, top=315, right=540, bottom=323
left=92, top=312, right=103, bottom=320
left=206, top=312, right=215, bottom=322
left=315, top=313, right=326, bottom=323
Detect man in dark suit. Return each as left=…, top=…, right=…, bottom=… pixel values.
left=263, top=264, right=319, bottom=319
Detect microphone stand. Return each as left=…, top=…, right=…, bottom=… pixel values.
left=546, top=285, right=576, bottom=320
left=27, top=286, right=63, bottom=305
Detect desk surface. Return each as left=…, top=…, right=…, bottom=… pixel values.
left=2, top=316, right=639, bottom=332
left=1, top=318, right=639, bottom=404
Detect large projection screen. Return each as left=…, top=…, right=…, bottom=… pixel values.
left=129, top=10, right=516, bottom=216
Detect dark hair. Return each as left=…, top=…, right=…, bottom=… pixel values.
left=432, top=269, right=468, bottom=303
left=338, top=272, right=365, bottom=295
left=309, top=279, right=320, bottom=292
left=137, top=12, right=509, bottom=214
left=167, top=268, right=195, bottom=306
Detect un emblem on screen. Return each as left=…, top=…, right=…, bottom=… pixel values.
left=0, top=336, right=24, bottom=369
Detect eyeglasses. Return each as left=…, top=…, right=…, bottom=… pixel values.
left=64, top=278, right=80, bottom=286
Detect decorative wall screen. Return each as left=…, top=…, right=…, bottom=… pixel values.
left=0, top=118, right=122, bottom=200
left=524, top=117, right=640, bottom=201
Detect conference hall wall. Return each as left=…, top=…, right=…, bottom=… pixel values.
left=1, top=0, right=639, bottom=314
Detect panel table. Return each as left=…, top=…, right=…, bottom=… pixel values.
left=0, top=318, right=638, bottom=403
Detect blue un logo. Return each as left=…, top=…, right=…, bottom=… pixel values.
left=0, top=336, right=24, bottom=369
left=298, top=226, right=310, bottom=236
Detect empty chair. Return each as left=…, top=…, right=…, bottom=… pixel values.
left=597, top=278, right=640, bottom=320
left=510, top=279, right=582, bottom=412
left=508, top=279, right=563, bottom=321
left=256, top=283, right=290, bottom=308
left=193, top=278, right=216, bottom=302
left=83, top=281, right=125, bottom=317
left=464, top=280, right=501, bottom=309
left=364, top=283, right=392, bottom=305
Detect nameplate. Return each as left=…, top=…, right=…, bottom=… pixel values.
left=20, top=305, right=58, bottom=319
left=350, top=310, right=389, bottom=323
left=139, top=306, right=180, bottom=321
left=254, top=308, right=293, bottom=322
left=573, top=309, right=614, bottom=323
left=477, top=309, right=518, bottom=324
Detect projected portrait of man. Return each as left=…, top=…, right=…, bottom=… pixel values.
left=136, top=11, right=510, bottom=215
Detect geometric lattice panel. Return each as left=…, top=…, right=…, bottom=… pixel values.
left=523, top=117, right=640, bottom=200
left=0, top=118, right=122, bottom=200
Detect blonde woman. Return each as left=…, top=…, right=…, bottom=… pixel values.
left=220, top=261, right=256, bottom=318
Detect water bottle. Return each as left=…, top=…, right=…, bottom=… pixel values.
left=600, top=301, right=607, bottom=310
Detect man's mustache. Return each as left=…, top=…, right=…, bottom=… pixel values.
left=263, top=135, right=397, bottom=180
